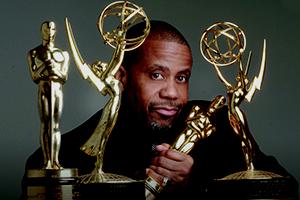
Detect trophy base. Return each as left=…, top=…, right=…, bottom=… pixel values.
left=22, top=168, right=79, bottom=200
left=79, top=180, right=145, bottom=200
left=206, top=170, right=298, bottom=199
left=220, top=169, right=283, bottom=180
left=78, top=171, right=136, bottom=184
left=77, top=171, right=145, bottom=199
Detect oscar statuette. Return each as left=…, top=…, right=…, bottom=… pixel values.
left=199, top=21, right=297, bottom=199
left=145, top=95, right=226, bottom=200
left=65, top=1, right=150, bottom=199
left=23, top=21, right=79, bottom=200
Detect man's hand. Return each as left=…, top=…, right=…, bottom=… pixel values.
left=146, top=143, right=194, bottom=187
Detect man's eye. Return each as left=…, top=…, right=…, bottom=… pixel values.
left=177, top=75, right=188, bottom=83
left=151, top=72, right=164, bottom=80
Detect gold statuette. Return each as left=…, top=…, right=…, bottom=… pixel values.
left=200, top=21, right=282, bottom=179
left=171, top=95, right=226, bottom=153
left=65, top=0, right=150, bottom=184
left=25, top=21, right=78, bottom=200
left=28, top=21, right=69, bottom=170
left=145, top=95, right=226, bottom=200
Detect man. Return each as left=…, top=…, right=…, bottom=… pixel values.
left=24, top=20, right=298, bottom=199
left=27, top=21, right=69, bottom=170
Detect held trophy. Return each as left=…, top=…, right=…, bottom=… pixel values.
left=199, top=21, right=294, bottom=199
left=145, top=95, right=226, bottom=200
left=65, top=1, right=150, bottom=199
left=24, top=21, right=78, bottom=199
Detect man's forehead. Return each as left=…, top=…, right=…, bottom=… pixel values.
left=141, top=40, right=191, bottom=53
left=141, top=40, right=192, bottom=60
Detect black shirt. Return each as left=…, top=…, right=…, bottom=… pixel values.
left=23, top=100, right=299, bottom=199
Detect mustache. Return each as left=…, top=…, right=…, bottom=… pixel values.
left=149, top=101, right=182, bottom=109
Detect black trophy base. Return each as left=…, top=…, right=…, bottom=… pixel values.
left=22, top=168, right=79, bottom=200
left=206, top=176, right=298, bottom=200
left=78, top=180, right=145, bottom=200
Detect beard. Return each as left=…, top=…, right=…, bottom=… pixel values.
left=149, top=120, right=171, bottom=133
left=148, top=100, right=182, bottom=122
left=121, top=90, right=183, bottom=134
left=147, top=100, right=183, bottom=136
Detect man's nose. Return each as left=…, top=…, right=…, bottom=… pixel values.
left=159, top=80, right=179, bottom=100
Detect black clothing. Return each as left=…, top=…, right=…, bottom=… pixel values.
left=23, top=100, right=298, bottom=199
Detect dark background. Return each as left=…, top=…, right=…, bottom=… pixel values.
left=0, top=0, right=299, bottom=199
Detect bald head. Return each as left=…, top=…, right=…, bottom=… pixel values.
left=122, top=20, right=192, bottom=69
left=132, top=20, right=190, bottom=45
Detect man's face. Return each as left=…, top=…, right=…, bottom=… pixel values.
left=125, top=39, right=192, bottom=130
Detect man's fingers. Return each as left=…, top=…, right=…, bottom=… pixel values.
left=155, top=143, right=170, bottom=152
left=146, top=167, right=168, bottom=186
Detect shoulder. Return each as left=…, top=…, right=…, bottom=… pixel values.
left=28, top=46, right=39, bottom=58
left=29, top=45, right=44, bottom=54
left=62, top=51, right=70, bottom=61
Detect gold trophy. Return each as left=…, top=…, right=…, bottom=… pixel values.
left=145, top=95, right=226, bottom=200
left=199, top=21, right=293, bottom=198
left=65, top=0, right=150, bottom=198
left=24, top=21, right=78, bottom=199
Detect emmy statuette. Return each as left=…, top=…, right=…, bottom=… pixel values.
left=65, top=1, right=150, bottom=199
left=199, top=21, right=297, bottom=199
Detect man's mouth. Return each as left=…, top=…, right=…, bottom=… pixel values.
left=151, top=106, right=179, bottom=117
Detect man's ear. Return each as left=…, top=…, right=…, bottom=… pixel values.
left=115, top=65, right=127, bottom=89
